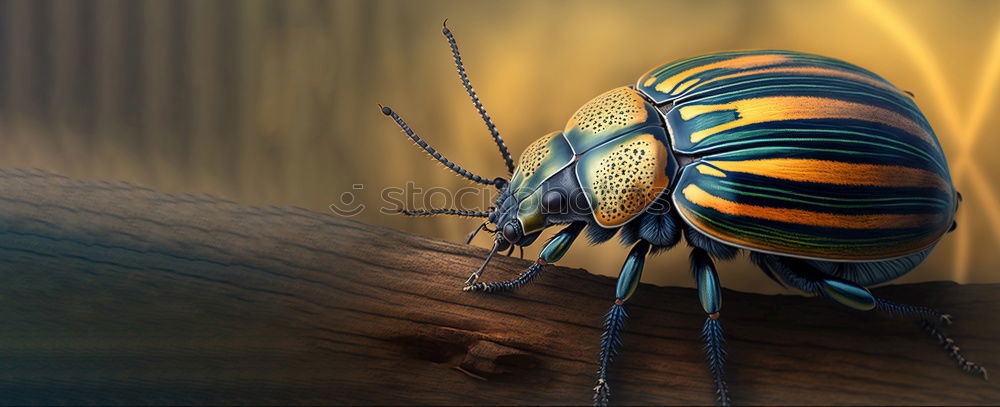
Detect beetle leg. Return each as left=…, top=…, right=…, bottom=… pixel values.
left=755, top=254, right=989, bottom=381
left=464, top=222, right=585, bottom=293
left=921, top=319, right=989, bottom=380
left=818, top=278, right=987, bottom=379
left=875, top=298, right=988, bottom=380
left=873, top=297, right=949, bottom=324
left=594, top=241, right=650, bottom=407
left=691, top=248, right=731, bottom=406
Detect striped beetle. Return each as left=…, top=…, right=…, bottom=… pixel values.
left=379, top=22, right=986, bottom=406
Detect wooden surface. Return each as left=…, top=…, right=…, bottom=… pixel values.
left=0, top=168, right=996, bottom=405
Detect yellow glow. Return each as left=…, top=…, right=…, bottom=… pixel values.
left=851, top=0, right=962, bottom=132
left=854, top=0, right=1000, bottom=282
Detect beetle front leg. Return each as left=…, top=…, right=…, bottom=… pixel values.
left=594, top=240, right=649, bottom=407
left=464, top=222, right=585, bottom=293
left=691, top=248, right=731, bottom=406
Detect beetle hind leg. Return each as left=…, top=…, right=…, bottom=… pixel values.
left=874, top=298, right=950, bottom=325
left=921, top=319, right=989, bottom=379
left=877, top=298, right=988, bottom=380
left=751, top=253, right=988, bottom=381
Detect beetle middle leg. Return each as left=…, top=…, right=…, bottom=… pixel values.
left=464, top=222, right=585, bottom=293
left=691, top=248, right=731, bottom=406
left=593, top=240, right=649, bottom=407
left=752, top=253, right=988, bottom=381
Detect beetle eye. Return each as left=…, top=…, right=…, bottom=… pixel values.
left=541, top=190, right=567, bottom=213
left=502, top=223, right=518, bottom=242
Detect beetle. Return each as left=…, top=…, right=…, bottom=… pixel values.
left=379, top=22, right=987, bottom=406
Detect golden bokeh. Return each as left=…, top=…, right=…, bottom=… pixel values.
left=1, top=0, right=998, bottom=293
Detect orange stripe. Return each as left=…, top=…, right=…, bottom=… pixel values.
left=673, top=78, right=702, bottom=95
left=681, top=184, right=941, bottom=229
left=678, top=96, right=934, bottom=145
left=686, top=66, right=905, bottom=96
left=676, top=203, right=942, bottom=259
left=695, top=164, right=727, bottom=177
left=652, top=54, right=789, bottom=95
left=705, top=158, right=951, bottom=191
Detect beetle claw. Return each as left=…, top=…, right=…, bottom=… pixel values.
left=593, top=378, right=610, bottom=407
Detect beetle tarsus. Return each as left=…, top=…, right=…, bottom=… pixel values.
left=463, top=262, right=544, bottom=293
left=703, top=317, right=731, bottom=406
left=868, top=298, right=985, bottom=381
left=593, top=378, right=610, bottom=407
left=921, top=320, right=989, bottom=381
left=594, top=302, right=628, bottom=407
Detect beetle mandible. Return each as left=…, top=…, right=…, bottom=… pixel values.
left=379, top=22, right=986, bottom=406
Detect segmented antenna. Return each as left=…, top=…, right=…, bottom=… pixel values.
left=442, top=21, right=516, bottom=175
left=400, top=208, right=491, bottom=218
left=381, top=105, right=502, bottom=187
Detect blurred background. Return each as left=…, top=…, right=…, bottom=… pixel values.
left=1, top=0, right=998, bottom=294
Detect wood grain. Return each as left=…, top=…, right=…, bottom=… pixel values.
left=0, top=168, right=995, bottom=405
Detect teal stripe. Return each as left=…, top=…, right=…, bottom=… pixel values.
left=683, top=206, right=928, bottom=249
left=708, top=145, right=907, bottom=160
left=692, top=127, right=947, bottom=172
left=705, top=140, right=938, bottom=169
left=682, top=74, right=918, bottom=113
left=709, top=180, right=951, bottom=210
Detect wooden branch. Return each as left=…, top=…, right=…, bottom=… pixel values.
left=0, top=168, right=995, bottom=405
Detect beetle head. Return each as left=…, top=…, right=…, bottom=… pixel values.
left=486, top=162, right=590, bottom=250
left=488, top=184, right=542, bottom=249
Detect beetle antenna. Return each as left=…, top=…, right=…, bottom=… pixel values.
left=442, top=21, right=516, bottom=175
left=381, top=105, right=504, bottom=188
left=400, top=208, right=492, bottom=218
